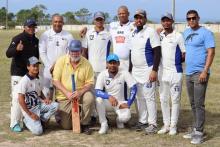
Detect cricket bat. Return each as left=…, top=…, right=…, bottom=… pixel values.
left=71, top=74, right=81, bottom=133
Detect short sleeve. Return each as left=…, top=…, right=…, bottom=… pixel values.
left=150, top=29, right=161, bottom=48
left=204, top=30, right=215, bottom=49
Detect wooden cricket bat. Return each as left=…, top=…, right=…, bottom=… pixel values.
left=71, top=74, right=81, bottom=133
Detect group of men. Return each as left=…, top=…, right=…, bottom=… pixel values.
left=6, top=5, right=215, bottom=145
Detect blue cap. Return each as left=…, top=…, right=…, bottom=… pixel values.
left=24, top=18, right=37, bottom=27
left=107, top=54, right=119, bottom=62
left=68, top=40, right=82, bottom=51
left=28, top=56, right=41, bottom=65
left=161, top=12, right=173, bottom=20
left=94, top=11, right=105, bottom=20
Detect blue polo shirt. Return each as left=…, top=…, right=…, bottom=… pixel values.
left=183, top=27, right=215, bottom=75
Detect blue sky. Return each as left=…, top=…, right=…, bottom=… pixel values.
left=0, top=0, right=219, bottom=22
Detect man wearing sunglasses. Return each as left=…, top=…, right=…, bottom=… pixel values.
left=6, top=18, right=39, bottom=132
left=183, top=10, right=215, bottom=144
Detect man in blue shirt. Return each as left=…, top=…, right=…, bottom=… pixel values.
left=183, top=10, right=215, bottom=144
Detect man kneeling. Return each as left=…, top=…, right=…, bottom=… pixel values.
left=95, top=54, right=137, bottom=134
left=18, top=57, right=59, bottom=135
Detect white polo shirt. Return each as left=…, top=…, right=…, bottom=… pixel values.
left=130, top=24, right=161, bottom=83
left=95, top=69, right=136, bottom=101
left=39, top=28, right=73, bottom=69
left=17, top=74, right=42, bottom=109
left=82, top=28, right=111, bottom=72
left=109, top=21, right=135, bottom=60
left=160, top=30, right=185, bottom=73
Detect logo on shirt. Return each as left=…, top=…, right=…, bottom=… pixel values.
left=160, top=36, right=164, bottom=41
left=145, top=82, right=152, bottom=88
left=117, top=31, right=124, bottom=34
left=105, top=79, right=111, bottom=85
left=115, top=36, right=125, bottom=43
left=89, top=35, right=94, bottom=40
left=185, top=33, right=198, bottom=42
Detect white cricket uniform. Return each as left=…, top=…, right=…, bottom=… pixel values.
left=109, top=21, right=135, bottom=71
left=39, top=28, right=73, bottom=95
left=130, top=24, right=161, bottom=125
left=17, top=74, right=58, bottom=135
left=159, top=30, right=185, bottom=127
left=95, top=69, right=136, bottom=124
left=82, top=28, right=111, bottom=75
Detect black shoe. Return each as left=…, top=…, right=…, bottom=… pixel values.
left=131, top=122, right=148, bottom=131
left=81, top=125, right=92, bottom=135
left=90, top=116, right=97, bottom=126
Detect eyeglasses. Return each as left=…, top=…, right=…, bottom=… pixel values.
left=186, top=17, right=197, bottom=21
left=95, top=18, right=104, bottom=21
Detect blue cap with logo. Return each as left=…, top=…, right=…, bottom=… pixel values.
left=24, top=18, right=37, bottom=27
left=94, top=11, right=105, bottom=20
left=28, top=56, right=41, bottom=65
left=107, top=53, right=119, bottom=62
left=68, top=40, right=82, bottom=51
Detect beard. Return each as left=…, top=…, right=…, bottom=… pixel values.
left=70, top=56, right=80, bottom=62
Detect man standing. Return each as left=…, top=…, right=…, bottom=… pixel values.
left=130, top=9, right=161, bottom=134
left=39, top=14, right=73, bottom=99
left=95, top=54, right=137, bottom=134
left=6, top=19, right=39, bottom=132
left=157, top=13, right=185, bottom=135
left=52, top=40, right=95, bottom=135
left=109, top=5, right=134, bottom=71
left=82, top=11, right=111, bottom=80
left=183, top=10, right=215, bottom=144
left=18, top=56, right=58, bottom=136
left=80, top=5, right=134, bottom=71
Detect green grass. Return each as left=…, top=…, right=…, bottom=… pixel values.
left=0, top=30, right=220, bottom=147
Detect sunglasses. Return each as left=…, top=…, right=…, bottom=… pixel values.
left=95, top=18, right=104, bottom=21
left=186, top=17, right=197, bottom=21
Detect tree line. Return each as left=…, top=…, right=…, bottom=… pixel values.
left=0, top=4, right=116, bottom=28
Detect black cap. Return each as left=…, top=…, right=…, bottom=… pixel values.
left=24, top=19, right=37, bottom=27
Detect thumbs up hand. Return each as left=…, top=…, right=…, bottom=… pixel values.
left=16, top=40, right=24, bottom=51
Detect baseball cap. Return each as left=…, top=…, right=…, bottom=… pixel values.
left=134, top=9, right=147, bottom=18
left=161, top=12, right=173, bottom=20
left=24, top=18, right=37, bottom=27
left=28, top=56, right=41, bottom=65
left=106, top=53, right=119, bottom=62
left=94, top=11, right=105, bottom=20
left=68, top=40, right=82, bottom=52
left=116, top=108, right=131, bottom=123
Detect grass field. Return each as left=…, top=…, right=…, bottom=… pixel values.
left=0, top=30, right=220, bottom=147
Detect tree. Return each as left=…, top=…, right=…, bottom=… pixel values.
left=104, top=12, right=110, bottom=23
left=62, top=11, right=79, bottom=24
left=0, top=7, right=15, bottom=27
left=30, top=4, right=47, bottom=25
left=16, top=9, right=32, bottom=25
left=75, top=8, right=91, bottom=24
left=112, top=15, right=118, bottom=21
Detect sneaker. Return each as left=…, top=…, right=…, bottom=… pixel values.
left=81, top=125, right=92, bottom=135
left=190, top=131, right=203, bottom=144
left=145, top=124, right=157, bottom=134
left=116, top=118, right=124, bottom=129
left=157, top=125, right=169, bottom=134
left=169, top=126, right=177, bottom=135
left=183, top=128, right=196, bottom=139
left=98, top=123, right=108, bottom=134
left=11, top=123, right=22, bottom=132
left=131, top=122, right=148, bottom=131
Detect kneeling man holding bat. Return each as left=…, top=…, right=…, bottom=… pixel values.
left=53, top=40, right=95, bottom=135
left=95, top=54, right=137, bottom=134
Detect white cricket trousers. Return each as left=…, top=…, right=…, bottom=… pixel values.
left=10, top=76, right=23, bottom=128
left=96, top=98, right=131, bottom=124
left=136, top=82, right=157, bottom=126
left=159, top=71, right=182, bottom=127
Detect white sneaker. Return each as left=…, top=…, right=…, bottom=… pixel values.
left=183, top=128, right=196, bottom=139
left=157, top=126, right=169, bottom=134
left=98, top=123, right=108, bottom=134
left=169, top=126, right=177, bottom=135
left=116, top=118, right=124, bottom=129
